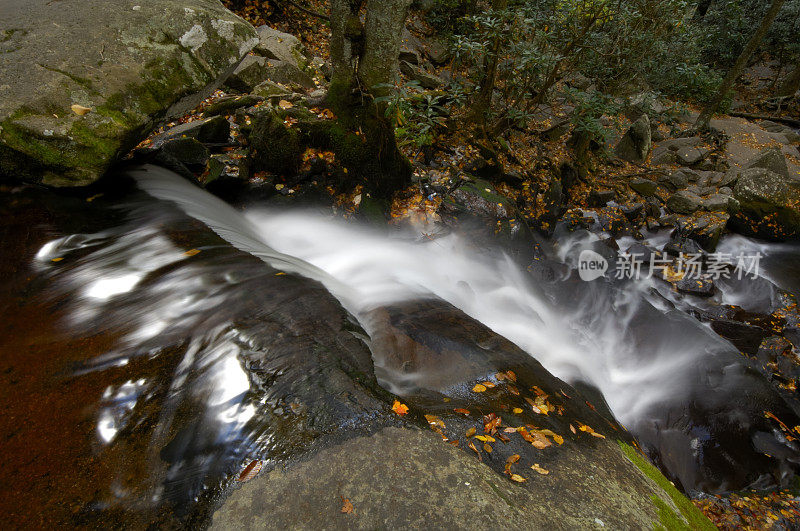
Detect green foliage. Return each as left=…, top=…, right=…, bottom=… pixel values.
left=562, top=87, right=619, bottom=149
left=424, top=0, right=475, bottom=33
left=445, top=0, right=720, bottom=128
left=700, top=0, right=800, bottom=68
left=374, top=81, right=448, bottom=149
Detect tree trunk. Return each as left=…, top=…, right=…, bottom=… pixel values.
left=470, top=0, right=507, bottom=125
left=777, top=62, right=800, bottom=98
left=695, top=0, right=787, bottom=130
left=327, top=0, right=413, bottom=201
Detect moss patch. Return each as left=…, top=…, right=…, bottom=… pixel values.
left=618, top=441, right=715, bottom=530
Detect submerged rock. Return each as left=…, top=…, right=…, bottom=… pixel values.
left=0, top=0, right=258, bottom=186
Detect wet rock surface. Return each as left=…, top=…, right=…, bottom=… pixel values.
left=212, top=427, right=682, bottom=530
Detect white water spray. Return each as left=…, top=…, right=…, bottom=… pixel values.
left=132, top=166, right=742, bottom=425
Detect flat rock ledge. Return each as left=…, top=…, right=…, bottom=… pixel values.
left=0, top=0, right=258, bottom=186
left=212, top=427, right=709, bottom=530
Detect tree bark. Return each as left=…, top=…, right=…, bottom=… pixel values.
left=470, top=0, right=507, bottom=125
left=695, top=0, right=787, bottom=130
left=327, top=0, right=413, bottom=201
left=777, top=62, right=800, bottom=98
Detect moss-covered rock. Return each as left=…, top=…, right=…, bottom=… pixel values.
left=0, top=0, right=259, bottom=186
left=248, top=110, right=302, bottom=176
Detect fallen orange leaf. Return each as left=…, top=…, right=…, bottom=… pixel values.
left=392, top=400, right=409, bottom=415
left=341, top=497, right=355, bottom=514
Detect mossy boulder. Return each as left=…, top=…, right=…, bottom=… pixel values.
left=0, top=0, right=259, bottom=186
left=248, top=110, right=302, bottom=176
left=731, top=167, right=800, bottom=241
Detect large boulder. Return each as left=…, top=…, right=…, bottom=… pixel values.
left=744, top=146, right=791, bottom=179
left=731, top=167, right=800, bottom=240
left=0, top=0, right=259, bottom=186
left=614, top=114, right=651, bottom=162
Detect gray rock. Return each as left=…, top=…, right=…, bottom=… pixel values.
left=161, top=137, right=210, bottom=166
left=400, top=61, right=444, bottom=89
left=703, top=194, right=728, bottom=212
left=225, top=55, right=271, bottom=92
left=588, top=189, right=616, bottom=207
left=760, top=120, right=793, bottom=134
left=262, top=60, right=316, bottom=90
left=0, top=0, right=258, bottom=186
left=630, top=177, right=658, bottom=197
left=667, top=190, right=703, bottom=214
left=423, top=36, right=453, bottom=65
left=204, top=94, right=264, bottom=116
left=731, top=167, right=800, bottom=240
left=674, top=276, right=715, bottom=297
left=614, top=115, right=652, bottom=162
left=251, top=80, right=292, bottom=101
left=660, top=170, right=689, bottom=190
left=399, top=27, right=425, bottom=66
left=650, top=147, right=678, bottom=165
left=676, top=146, right=710, bottom=166
left=147, top=115, right=230, bottom=148
left=211, top=427, right=696, bottom=530
left=680, top=212, right=730, bottom=252
left=719, top=186, right=733, bottom=195
left=660, top=136, right=702, bottom=151
left=744, top=146, right=791, bottom=179
left=254, top=25, right=310, bottom=69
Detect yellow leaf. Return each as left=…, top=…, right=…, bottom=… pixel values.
left=483, top=443, right=492, bottom=453
left=512, top=408, right=523, bottom=414
left=392, top=400, right=409, bottom=415
left=503, top=427, right=517, bottom=433
left=510, top=474, right=527, bottom=483
left=531, top=463, right=549, bottom=475
left=278, top=99, right=294, bottom=109
left=275, top=272, right=286, bottom=276
left=506, top=454, right=521, bottom=465
left=184, top=249, right=201, bottom=256
left=51, top=257, right=63, bottom=262
left=472, top=384, right=487, bottom=393
left=71, top=104, right=92, bottom=116
left=482, top=381, right=496, bottom=388
left=275, top=184, right=285, bottom=190
left=465, top=427, right=476, bottom=437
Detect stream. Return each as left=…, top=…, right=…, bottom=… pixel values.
left=2, top=165, right=800, bottom=527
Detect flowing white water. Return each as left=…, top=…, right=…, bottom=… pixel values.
left=132, top=165, right=734, bottom=426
